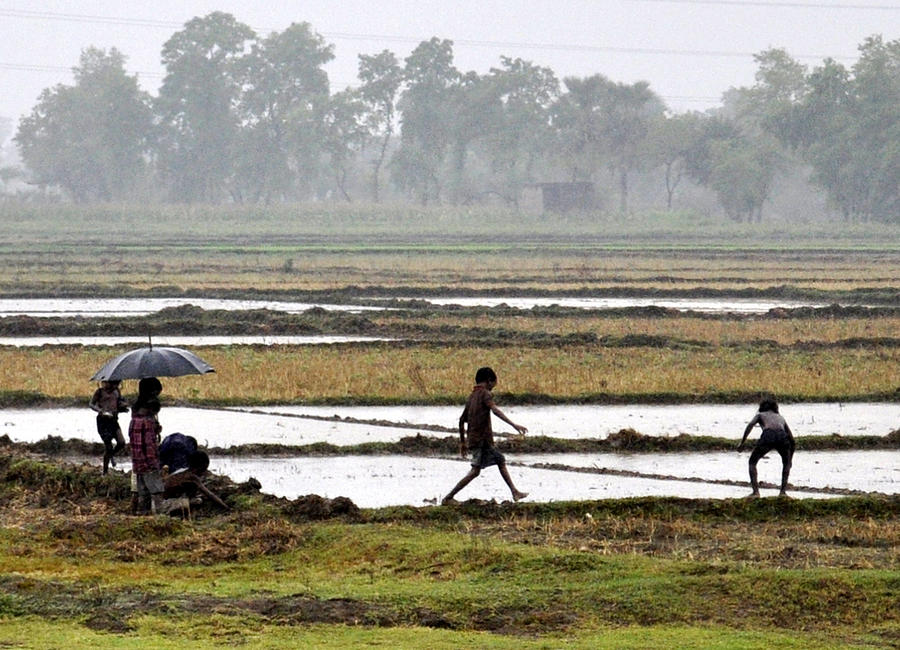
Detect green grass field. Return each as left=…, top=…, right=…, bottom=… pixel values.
left=0, top=456, right=897, bottom=648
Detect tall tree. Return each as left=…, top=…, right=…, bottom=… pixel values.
left=236, top=22, right=334, bottom=203
left=322, top=89, right=368, bottom=201
left=482, top=57, right=558, bottom=206
left=647, top=112, right=702, bottom=210
left=706, top=136, right=778, bottom=222
left=552, top=75, right=663, bottom=213
left=749, top=36, right=900, bottom=221
left=393, top=38, right=459, bottom=204
left=551, top=75, right=607, bottom=183
left=155, top=12, right=255, bottom=202
left=357, top=50, right=403, bottom=202
left=600, top=80, right=665, bottom=214
left=15, top=47, right=153, bottom=201
left=445, top=70, right=503, bottom=204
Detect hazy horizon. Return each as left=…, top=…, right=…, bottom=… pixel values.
left=2, top=0, right=898, bottom=123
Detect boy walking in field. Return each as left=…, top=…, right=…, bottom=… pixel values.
left=442, top=367, right=528, bottom=504
left=738, top=398, right=796, bottom=497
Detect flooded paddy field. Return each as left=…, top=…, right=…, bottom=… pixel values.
left=0, top=295, right=863, bottom=318
left=0, top=297, right=384, bottom=317
left=517, top=450, right=898, bottom=495
left=6, top=404, right=894, bottom=502
left=65, top=453, right=839, bottom=507
left=245, top=402, right=899, bottom=439
left=206, top=456, right=845, bottom=506
left=3, top=403, right=896, bottom=448
left=1, top=407, right=421, bottom=447
left=397, top=296, right=835, bottom=313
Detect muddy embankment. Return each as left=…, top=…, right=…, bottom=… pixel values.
left=1, top=303, right=899, bottom=351
left=7, top=424, right=898, bottom=459
left=2, top=283, right=900, bottom=304
left=2, top=442, right=898, bottom=522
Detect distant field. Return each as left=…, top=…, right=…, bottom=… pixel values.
left=1, top=203, right=898, bottom=293
left=0, top=203, right=897, bottom=406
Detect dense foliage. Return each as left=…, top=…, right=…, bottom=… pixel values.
left=10, top=13, right=900, bottom=222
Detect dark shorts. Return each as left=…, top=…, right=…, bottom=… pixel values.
left=471, top=445, right=505, bottom=469
left=96, top=414, right=120, bottom=443
left=750, top=428, right=793, bottom=464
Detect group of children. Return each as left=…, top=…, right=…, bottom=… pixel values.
left=90, top=377, right=228, bottom=515
left=92, top=367, right=797, bottom=511
left=443, top=366, right=796, bottom=503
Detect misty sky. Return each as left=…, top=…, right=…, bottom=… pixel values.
left=1, top=0, right=898, bottom=123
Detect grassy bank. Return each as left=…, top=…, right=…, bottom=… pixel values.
left=0, top=450, right=897, bottom=648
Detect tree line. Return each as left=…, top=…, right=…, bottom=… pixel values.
left=11, top=12, right=900, bottom=222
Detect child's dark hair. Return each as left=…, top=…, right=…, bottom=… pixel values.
left=758, top=398, right=779, bottom=413
left=133, top=377, right=163, bottom=413
left=138, top=377, right=162, bottom=397
left=187, top=450, right=210, bottom=473
left=475, top=367, right=497, bottom=384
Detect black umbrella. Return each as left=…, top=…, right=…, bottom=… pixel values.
left=91, top=345, right=215, bottom=381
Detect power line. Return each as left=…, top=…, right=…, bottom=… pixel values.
left=0, top=7, right=859, bottom=61
left=626, top=0, right=900, bottom=9
left=0, top=61, right=163, bottom=79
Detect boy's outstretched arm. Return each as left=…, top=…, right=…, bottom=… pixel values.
left=194, top=476, right=229, bottom=509
left=490, top=405, right=527, bottom=435
left=737, top=414, right=760, bottom=451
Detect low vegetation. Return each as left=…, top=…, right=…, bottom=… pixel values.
left=0, top=447, right=897, bottom=648
left=1, top=340, right=897, bottom=405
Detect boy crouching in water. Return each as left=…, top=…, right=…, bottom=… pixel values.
left=738, top=398, right=796, bottom=497
left=442, top=367, right=528, bottom=505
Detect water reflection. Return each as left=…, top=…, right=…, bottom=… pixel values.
left=207, top=456, right=840, bottom=506
left=0, top=295, right=851, bottom=318
left=398, top=296, right=835, bottom=313
left=0, top=297, right=384, bottom=317
left=2, top=403, right=895, bottom=449
left=245, top=403, right=899, bottom=439
left=517, top=450, right=898, bottom=495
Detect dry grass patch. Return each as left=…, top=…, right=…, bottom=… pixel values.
left=1, top=344, right=897, bottom=403
left=377, top=314, right=900, bottom=345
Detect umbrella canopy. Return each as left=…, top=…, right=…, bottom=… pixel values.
left=91, top=346, right=215, bottom=382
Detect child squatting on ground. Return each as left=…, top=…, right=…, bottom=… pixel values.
left=89, top=379, right=129, bottom=474
left=738, top=398, right=796, bottom=497
left=442, top=367, right=528, bottom=505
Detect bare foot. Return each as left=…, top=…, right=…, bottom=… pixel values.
left=441, top=496, right=456, bottom=506
left=513, top=491, right=528, bottom=502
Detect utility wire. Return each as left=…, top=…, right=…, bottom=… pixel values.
left=626, top=0, right=900, bottom=9
left=0, top=7, right=859, bottom=61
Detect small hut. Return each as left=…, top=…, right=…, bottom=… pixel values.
left=538, top=182, right=596, bottom=213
